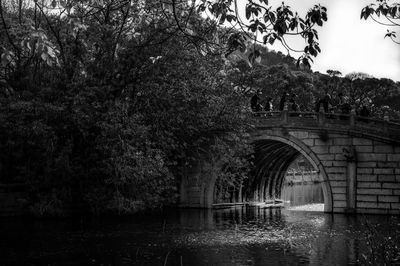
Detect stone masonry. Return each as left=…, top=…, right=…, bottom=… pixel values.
left=180, top=112, right=400, bottom=214
left=285, top=129, right=400, bottom=214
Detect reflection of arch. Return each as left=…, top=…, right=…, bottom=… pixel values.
left=252, top=134, right=333, bottom=213
left=179, top=159, right=221, bottom=208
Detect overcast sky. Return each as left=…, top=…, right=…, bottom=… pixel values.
left=260, top=0, right=400, bottom=81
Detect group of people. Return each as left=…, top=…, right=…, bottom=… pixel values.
left=250, top=90, right=272, bottom=112
left=314, top=92, right=370, bottom=117
left=250, top=90, right=371, bottom=118
left=250, top=90, right=299, bottom=113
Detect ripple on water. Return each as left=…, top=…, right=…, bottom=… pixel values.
left=1, top=207, right=400, bottom=265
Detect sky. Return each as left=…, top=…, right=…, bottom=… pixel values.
left=248, top=0, right=400, bottom=81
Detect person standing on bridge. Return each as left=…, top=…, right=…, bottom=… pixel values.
left=279, top=92, right=289, bottom=111
left=330, top=91, right=340, bottom=112
left=264, top=97, right=273, bottom=112
left=338, top=93, right=351, bottom=115
left=290, top=94, right=299, bottom=112
left=314, top=93, right=330, bottom=113
left=251, top=89, right=263, bottom=112
left=289, top=94, right=300, bottom=117
left=359, top=100, right=371, bottom=122
left=359, top=105, right=370, bottom=116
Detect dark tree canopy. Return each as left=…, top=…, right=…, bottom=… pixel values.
left=0, top=0, right=256, bottom=215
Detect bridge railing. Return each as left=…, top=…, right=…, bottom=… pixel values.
left=253, top=109, right=400, bottom=140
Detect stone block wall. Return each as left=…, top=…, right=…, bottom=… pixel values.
left=355, top=139, right=400, bottom=215
left=180, top=127, right=400, bottom=215
left=291, top=130, right=400, bottom=214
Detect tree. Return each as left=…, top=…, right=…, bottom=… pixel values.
left=341, top=72, right=399, bottom=115
left=326, top=69, right=342, bottom=78
left=0, top=0, right=256, bottom=215
left=0, top=0, right=329, bottom=84
left=345, top=71, right=374, bottom=81
left=196, top=0, right=328, bottom=68
left=361, top=0, right=400, bottom=44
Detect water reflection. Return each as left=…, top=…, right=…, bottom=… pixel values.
left=0, top=208, right=399, bottom=265
left=281, top=182, right=324, bottom=207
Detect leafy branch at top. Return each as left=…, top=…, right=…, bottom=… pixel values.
left=196, top=0, right=328, bottom=68
left=361, top=0, right=400, bottom=44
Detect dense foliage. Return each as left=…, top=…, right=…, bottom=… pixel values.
left=0, top=0, right=254, bottom=215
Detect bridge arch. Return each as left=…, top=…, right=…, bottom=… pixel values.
left=252, top=133, right=333, bottom=212
left=180, top=112, right=400, bottom=214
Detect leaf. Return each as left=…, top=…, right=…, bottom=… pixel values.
left=245, top=5, right=251, bottom=20
left=262, top=35, right=268, bottom=44
left=289, top=18, right=298, bottom=31
left=219, top=14, right=226, bottom=24
left=226, top=14, right=236, bottom=23
left=309, top=46, right=316, bottom=56
left=264, top=13, right=270, bottom=23
left=302, top=57, right=311, bottom=68
left=390, top=6, right=397, bottom=18
left=384, top=30, right=396, bottom=38
left=268, top=36, right=275, bottom=45
left=361, top=8, right=367, bottom=19
left=269, top=12, right=276, bottom=23
left=41, top=52, right=49, bottom=62
left=307, top=31, right=314, bottom=41
left=381, top=6, right=388, bottom=16
left=47, top=47, right=56, bottom=58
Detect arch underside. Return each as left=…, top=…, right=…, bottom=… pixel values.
left=252, top=141, right=299, bottom=201
left=251, top=135, right=333, bottom=213
left=180, top=133, right=333, bottom=213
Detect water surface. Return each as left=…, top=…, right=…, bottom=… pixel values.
left=1, top=207, right=399, bottom=266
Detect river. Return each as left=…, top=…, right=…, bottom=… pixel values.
left=1, top=183, right=400, bottom=265
left=1, top=205, right=400, bottom=265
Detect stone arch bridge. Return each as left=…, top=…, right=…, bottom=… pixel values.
left=179, top=110, right=400, bottom=215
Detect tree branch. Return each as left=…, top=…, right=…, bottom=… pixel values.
left=34, top=2, right=66, bottom=65
left=0, top=0, right=20, bottom=53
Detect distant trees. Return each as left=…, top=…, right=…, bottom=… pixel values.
left=326, top=69, right=342, bottom=78
left=229, top=49, right=400, bottom=117
left=345, top=72, right=374, bottom=80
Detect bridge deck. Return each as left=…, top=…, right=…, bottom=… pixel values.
left=253, top=111, right=400, bottom=143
